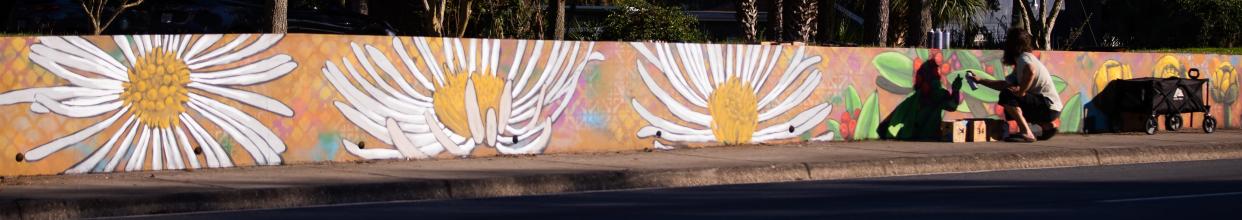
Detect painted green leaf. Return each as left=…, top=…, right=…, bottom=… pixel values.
left=946, top=69, right=999, bottom=102
left=826, top=120, right=842, bottom=141
left=1059, top=93, right=1084, bottom=133
left=1053, top=75, right=1068, bottom=93
left=956, top=50, right=983, bottom=70
left=843, top=85, right=862, bottom=111
left=853, top=92, right=882, bottom=140
left=874, top=52, right=914, bottom=89
left=916, top=48, right=929, bottom=60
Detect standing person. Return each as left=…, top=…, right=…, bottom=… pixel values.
left=968, top=28, right=1063, bottom=142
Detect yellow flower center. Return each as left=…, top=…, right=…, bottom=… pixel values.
left=121, top=47, right=191, bottom=128
left=1093, top=60, right=1132, bottom=95
left=432, top=71, right=505, bottom=137
left=708, top=77, right=758, bottom=145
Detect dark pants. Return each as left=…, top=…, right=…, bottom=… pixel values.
left=999, top=90, right=1061, bottom=124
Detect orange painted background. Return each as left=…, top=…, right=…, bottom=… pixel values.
left=0, top=34, right=1237, bottom=176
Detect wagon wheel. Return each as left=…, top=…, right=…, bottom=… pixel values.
left=1165, top=114, right=1183, bottom=131
left=1145, top=116, right=1159, bottom=135
left=1203, top=116, right=1217, bottom=134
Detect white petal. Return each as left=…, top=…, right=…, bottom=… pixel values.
left=391, top=37, right=437, bottom=91
left=189, top=93, right=287, bottom=154
left=348, top=43, right=429, bottom=106
left=183, top=34, right=221, bottom=61
left=188, top=82, right=293, bottom=117
left=485, top=109, right=497, bottom=147
left=758, top=47, right=820, bottom=108
left=189, top=34, right=282, bottom=69
left=181, top=113, right=233, bottom=167
left=495, top=118, right=552, bottom=155
left=66, top=116, right=136, bottom=174
left=150, top=125, right=163, bottom=170
left=32, top=94, right=121, bottom=118
left=0, top=87, right=119, bottom=105
left=342, top=139, right=403, bottom=160
left=367, top=43, right=432, bottom=102
left=126, top=125, right=152, bottom=172
left=185, top=34, right=249, bottom=65
left=114, top=35, right=137, bottom=67
left=635, top=60, right=712, bottom=126
left=19, top=105, right=128, bottom=161
left=174, top=125, right=202, bottom=169
left=636, top=126, right=716, bottom=142
left=163, top=128, right=186, bottom=170
left=629, top=99, right=712, bottom=135
left=758, top=70, right=821, bottom=121
left=38, top=37, right=127, bottom=80
left=425, top=110, right=470, bottom=156
left=464, top=78, right=485, bottom=143
left=105, top=119, right=142, bottom=172
left=811, top=132, right=837, bottom=142
left=191, top=54, right=295, bottom=83
left=62, top=94, right=120, bottom=106
left=387, top=118, right=430, bottom=159
left=28, top=52, right=123, bottom=90
left=187, top=100, right=272, bottom=165
left=498, top=83, right=512, bottom=135
left=753, top=104, right=833, bottom=142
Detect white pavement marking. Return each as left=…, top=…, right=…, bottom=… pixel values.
left=1096, top=191, right=1242, bottom=203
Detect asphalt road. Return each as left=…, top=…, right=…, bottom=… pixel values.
left=110, top=159, right=1242, bottom=220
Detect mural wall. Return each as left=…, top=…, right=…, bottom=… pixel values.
left=0, top=34, right=1237, bottom=176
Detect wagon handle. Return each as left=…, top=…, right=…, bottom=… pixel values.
left=1188, top=68, right=1201, bottom=79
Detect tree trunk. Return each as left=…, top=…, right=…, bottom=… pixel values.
left=548, top=0, right=565, bottom=40
left=1014, top=0, right=1063, bottom=50
left=768, top=0, right=784, bottom=42
left=906, top=0, right=931, bottom=47
left=737, top=0, right=759, bottom=42
left=816, top=0, right=837, bottom=44
left=866, top=0, right=889, bottom=46
left=272, top=0, right=287, bottom=33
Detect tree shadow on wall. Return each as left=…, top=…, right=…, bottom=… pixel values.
left=877, top=59, right=963, bottom=141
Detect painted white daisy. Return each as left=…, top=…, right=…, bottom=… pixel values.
left=0, top=34, right=296, bottom=173
left=325, top=37, right=603, bottom=160
left=629, top=42, right=833, bottom=148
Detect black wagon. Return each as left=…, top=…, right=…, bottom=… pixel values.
left=1092, top=68, right=1218, bottom=135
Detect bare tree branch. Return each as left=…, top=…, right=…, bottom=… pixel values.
left=80, top=0, right=144, bottom=35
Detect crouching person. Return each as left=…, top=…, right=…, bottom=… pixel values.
left=968, top=28, right=1063, bottom=142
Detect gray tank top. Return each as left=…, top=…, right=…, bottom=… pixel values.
left=1005, top=52, right=1064, bottom=111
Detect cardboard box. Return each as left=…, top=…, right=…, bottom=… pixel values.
left=966, top=120, right=988, bottom=142
left=940, top=121, right=968, bottom=143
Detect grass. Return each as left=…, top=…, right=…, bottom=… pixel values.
left=1137, top=48, right=1242, bottom=55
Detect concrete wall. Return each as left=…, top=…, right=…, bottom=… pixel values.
left=1, top=34, right=1238, bottom=176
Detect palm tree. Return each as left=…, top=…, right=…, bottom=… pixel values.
left=768, top=0, right=784, bottom=41
left=816, top=0, right=837, bottom=44
left=787, top=0, right=819, bottom=42
left=737, top=0, right=759, bottom=42
left=905, top=0, right=989, bottom=47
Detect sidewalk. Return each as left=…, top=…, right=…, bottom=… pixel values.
left=5, top=131, right=1242, bottom=219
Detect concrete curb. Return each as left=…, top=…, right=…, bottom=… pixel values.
left=7, top=142, right=1242, bottom=219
